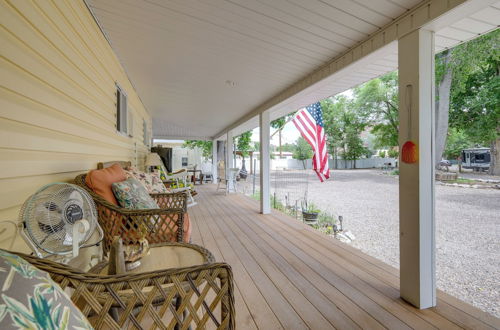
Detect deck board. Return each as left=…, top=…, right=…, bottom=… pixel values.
left=189, top=185, right=499, bottom=329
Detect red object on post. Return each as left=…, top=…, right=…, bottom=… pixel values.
left=401, top=141, right=418, bottom=163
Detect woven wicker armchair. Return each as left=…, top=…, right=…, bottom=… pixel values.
left=8, top=249, right=235, bottom=329
left=74, top=174, right=189, bottom=254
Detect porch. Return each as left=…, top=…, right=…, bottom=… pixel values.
left=189, top=185, right=498, bottom=329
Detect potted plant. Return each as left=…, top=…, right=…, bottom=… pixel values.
left=301, top=201, right=320, bottom=225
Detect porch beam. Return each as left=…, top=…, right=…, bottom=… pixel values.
left=398, top=28, right=436, bottom=309
left=259, top=111, right=271, bottom=214
left=212, top=139, right=218, bottom=184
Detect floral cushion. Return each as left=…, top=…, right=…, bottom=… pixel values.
left=112, top=178, right=159, bottom=209
left=125, top=167, right=169, bottom=194
left=0, top=250, right=92, bottom=329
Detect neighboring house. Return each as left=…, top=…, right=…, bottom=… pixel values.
left=153, top=141, right=203, bottom=171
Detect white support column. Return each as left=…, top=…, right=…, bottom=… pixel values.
left=226, top=131, right=234, bottom=169
left=259, top=111, right=271, bottom=214
left=212, top=139, right=218, bottom=184
left=398, top=28, right=436, bottom=309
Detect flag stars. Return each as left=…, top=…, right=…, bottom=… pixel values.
left=306, top=102, right=324, bottom=127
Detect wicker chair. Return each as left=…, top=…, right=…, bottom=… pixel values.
left=7, top=248, right=235, bottom=329
left=74, top=174, right=189, bottom=254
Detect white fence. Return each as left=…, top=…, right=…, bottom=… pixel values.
left=235, top=157, right=397, bottom=172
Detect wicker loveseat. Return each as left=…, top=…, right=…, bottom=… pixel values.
left=7, top=248, right=235, bottom=329
left=74, top=172, right=189, bottom=254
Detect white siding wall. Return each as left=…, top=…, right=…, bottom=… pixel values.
left=0, top=0, right=152, bottom=253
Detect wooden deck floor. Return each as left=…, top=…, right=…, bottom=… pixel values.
left=188, top=185, right=499, bottom=330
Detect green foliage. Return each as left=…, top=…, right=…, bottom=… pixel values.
left=353, top=71, right=399, bottom=148
left=378, top=150, right=386, bottom=158
left=235, top=131, right=252, bottom=157
left=271, top=112, right=296, bottom=130
left=444, top=128, right=473, bottom=160
left=387, top=149, right=399, bottom=158
left=182, top=140, right=213, bottom=159
left=343, top=129, right=367, bottom=162
left=292, top=137, right=313, bottom=169
left=448, top=30, right=500, bottom=147
left=278, top=143, right=296, bottom=153
left=302, top=202, right=321, bottom=213
left=322, top=96, right=368, bottom=164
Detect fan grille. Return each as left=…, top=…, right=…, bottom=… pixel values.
left=19, top=183, right=98, bottom=256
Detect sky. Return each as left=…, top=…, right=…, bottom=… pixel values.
left=250, top=121, right=300, bottom=146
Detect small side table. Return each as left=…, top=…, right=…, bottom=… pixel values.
left=89, top=242, right=215, bottom=329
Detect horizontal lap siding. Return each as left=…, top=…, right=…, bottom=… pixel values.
left=0, top=0, right=151, bottom=252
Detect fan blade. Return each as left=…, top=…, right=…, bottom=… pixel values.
left=69, top=191, right=84, bottom=206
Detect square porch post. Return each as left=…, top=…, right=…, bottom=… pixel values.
left=260, top=111, right=271, bottom=214
left=398, top=28, right=436, bottom=309
left=212, top=139, right=218, bottom=184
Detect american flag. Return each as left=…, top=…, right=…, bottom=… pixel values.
left=292, top=102, right=330, bottom=182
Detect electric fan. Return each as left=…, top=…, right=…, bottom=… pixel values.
left=18, top=183, right=103, bottom=260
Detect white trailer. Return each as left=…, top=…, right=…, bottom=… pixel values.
left=461, top=148, right=490, bottom=171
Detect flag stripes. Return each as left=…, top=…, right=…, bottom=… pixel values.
left=292, top=102, right=330, bottom=182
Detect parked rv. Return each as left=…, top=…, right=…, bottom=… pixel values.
left=461, top=148, right=491, bottom=171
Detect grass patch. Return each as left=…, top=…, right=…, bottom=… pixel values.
left=447, top=178, right=477, bottom=184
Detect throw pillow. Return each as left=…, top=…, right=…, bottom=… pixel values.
left=112, top=178, right=159, bottom=209
left=125, top=167, right=169, bottom=194
left=0, top=249, right=93, bottom=329
left=85, top=163, right=126, bottom=205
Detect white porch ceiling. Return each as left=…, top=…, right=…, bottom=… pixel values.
left=87, top=0, right=499, bottom=140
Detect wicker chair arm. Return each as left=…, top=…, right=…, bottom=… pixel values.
left=10, top=250, right=234, bottom=329
left=151, top=192, right=188, bottom=210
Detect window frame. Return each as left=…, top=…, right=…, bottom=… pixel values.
left=116, top=83, right=128, bottom=136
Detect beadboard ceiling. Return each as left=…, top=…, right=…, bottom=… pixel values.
left=87, top=0, right=499, bottom=139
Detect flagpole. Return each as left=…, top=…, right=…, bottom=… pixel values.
left=270, top=114, right=297, bottom=138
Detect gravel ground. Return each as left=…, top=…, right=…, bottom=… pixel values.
left=241, top=169, right=500, bottom=317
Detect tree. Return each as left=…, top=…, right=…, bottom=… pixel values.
left=354, top=71, right=399, bottom=149
left=322, top=96, right=348, bottom=167
left=343, top=128, right=367, bottom=168
left=387, top=148, right=399, bottom=159
left=235, top=131, right=253, bottom=175
left=293, top=137, right=313, bottom=169
left=437, top=29, right=499, bottom=173
left=271, top=112, right=296, bottom=158
left=235, top=131, right=252, bottom=157
left=182, top=140, right=213, bottom=160
left=322, top=96, right=368, bottom=168
left=435, top=50, right=453, bottom=166
left=444, top=128, right=472, bottom=160
left=278, top=143, right=296, bottom=153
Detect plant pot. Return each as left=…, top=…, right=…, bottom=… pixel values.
left=302, top=211, right=319, bottom=225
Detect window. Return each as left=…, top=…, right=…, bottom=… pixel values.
left=182, top=157, right=188, bottom=167
left=116, top=84, right=127, bottom=134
